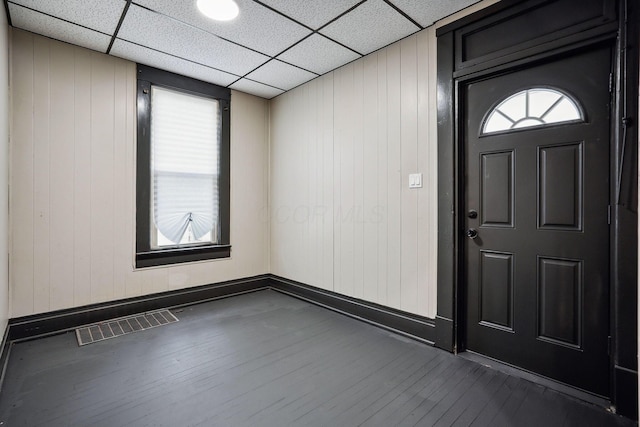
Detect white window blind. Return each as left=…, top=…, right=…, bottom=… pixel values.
left=150, top=85, right=221, bottom=247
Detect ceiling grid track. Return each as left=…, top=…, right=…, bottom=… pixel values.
left=382, top=0, right=424, bottom=30
left=106, top=0, right=132, bottom=54
left=3, top=0, right=11, bottom=26
left=5, top=0, right=484, bottom=98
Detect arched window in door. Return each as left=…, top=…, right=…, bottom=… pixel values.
left=482, top=87, right=584, bottom=135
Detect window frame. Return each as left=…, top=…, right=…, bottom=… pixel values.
left=136, top=65, right=231, bottom=268
left=479, top=86, right=585, bottom=137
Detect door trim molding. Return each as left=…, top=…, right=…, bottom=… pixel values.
left=436, top=0, right=638, bottom=418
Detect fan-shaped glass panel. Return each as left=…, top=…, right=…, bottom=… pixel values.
left=482, top=88, right=583, bottom=135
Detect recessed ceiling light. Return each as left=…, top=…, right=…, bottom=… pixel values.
left=197, top=0, right=239, bottom=21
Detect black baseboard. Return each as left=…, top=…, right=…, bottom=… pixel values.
left=8, top=275, right=270, bottom=341
left=435, top=315, right=455, bottom=352
left=614, top=365, right=638, bottom=419
left=5, top=273, right=437, bottom=345
left=269, top=275, right=436, bottom=344
left=0, top=325, right=11, bottom=393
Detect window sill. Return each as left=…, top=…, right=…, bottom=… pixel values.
left=136, top=245, right=231, bottom=268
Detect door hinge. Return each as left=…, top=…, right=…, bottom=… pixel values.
left=608, top=205, right=611, bottom=225
left=609, top=73, right=614, bottom=93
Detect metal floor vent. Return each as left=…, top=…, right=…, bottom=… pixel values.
left=75, top=310, right=179, bottom=346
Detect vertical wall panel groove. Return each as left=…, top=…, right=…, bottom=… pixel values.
left=90, top=52, right=115, bottom=304
left=73, top=45, right=92, bottom=307
left=417, top=28, right=436, bottom=316
left=362, top=53, right=378, bottom=303
left=377, top=49, right=389, bottom=307
left=124, top=58, right=140, bottom=299
left=112, top=60, right=128, bottom=300
left=386, top=42, right=402, bottom=310
left=10, top=30, right=35, bottom=317
left=322, top=74, right=334, bottom=292
left=0, top=9, right=9, bottom=331
left=49, top=41, right=75, bottom=311
left=32, top=36, right=51, bottom=314
left=306, top=82, right=315, bottom=286
left=353, top=60, right=364, bottom=300
left=400, top=35, right=419, bottom=314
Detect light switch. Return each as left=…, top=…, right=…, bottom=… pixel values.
left=409, top=173, right=422, bottom=189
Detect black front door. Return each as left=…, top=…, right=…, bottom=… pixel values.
left=464, top=45, right=612, bottom=396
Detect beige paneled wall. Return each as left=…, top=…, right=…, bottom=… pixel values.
left=270, top=28, right=438, bottom=318
left=10, top=30, right=269, bottom=317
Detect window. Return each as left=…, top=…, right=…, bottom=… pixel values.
left=136, top=65, right=230, bottom=268
left=482, top=87, right=583, bottom=135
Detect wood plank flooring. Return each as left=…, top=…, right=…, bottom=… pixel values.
left=0, top=290, right=634, bottom=426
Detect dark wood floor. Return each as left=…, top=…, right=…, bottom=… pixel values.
left=0, top=290, right=634, bottom=426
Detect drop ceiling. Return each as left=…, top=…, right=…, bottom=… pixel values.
left=7, top=0, right=482, bottom=99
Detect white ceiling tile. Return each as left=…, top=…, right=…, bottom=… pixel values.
left=110, top=39, right=239, bottom=87
left=7, top=0, right=482, bottom=97
left=320, top=0, right=419, bottom=55
left=118, top=4, right=269, bottom=76
left=133, top=0, right=311, bottom=57
left=259, top=0, right=363, bottom=30
left=390, top=0, right=482, bottom=27
left=245, top=60, right=316, bottom=91
left=9, top=3, right=111, bottom=52
left=9, top=0, right=126, bottom=34
left=278, top=34, right=360, bottom=75
left=230, top=79, right=284, bottom=99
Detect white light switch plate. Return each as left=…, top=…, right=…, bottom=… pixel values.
left=409, top=173, right=423, bottom=189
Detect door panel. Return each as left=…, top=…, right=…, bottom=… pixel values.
left=464, top=45, right=611, bottom=396
left=538, top=257, right=582, bottom=347
left=538, top=143, right=583, bottom=230
left=481, top=151, right=514, bottom=227
left=479, top=251, right=514, bottom=330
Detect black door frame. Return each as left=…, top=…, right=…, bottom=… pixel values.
left=435, top=0, right=638, bottom=418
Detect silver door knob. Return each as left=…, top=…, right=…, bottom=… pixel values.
left=467, top=229, right=478, bottom=239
